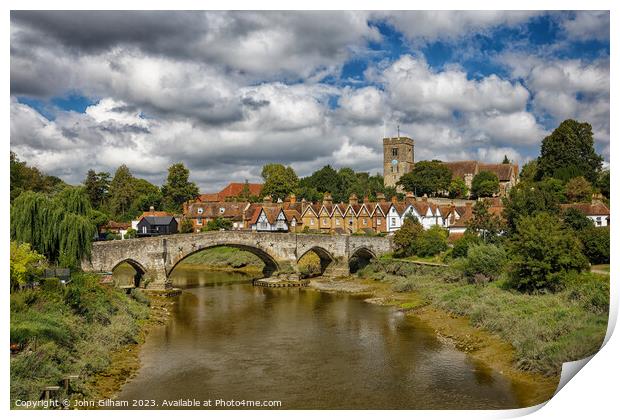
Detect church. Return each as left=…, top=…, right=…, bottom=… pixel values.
left=382, top=136, right=519, bottom=197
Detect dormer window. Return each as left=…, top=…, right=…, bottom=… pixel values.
left=219, top=207, right=225, bottom=214
left=197, top=208, right=204, bottom=214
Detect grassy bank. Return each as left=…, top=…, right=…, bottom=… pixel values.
left=10, top=273, right=150, bottom=406
left=357, top=259, right=609, bottom=377
left=176, top=246, right=264, bottom=273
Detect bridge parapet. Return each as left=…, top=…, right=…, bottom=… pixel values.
left=84, top=231, right=393, bottom=289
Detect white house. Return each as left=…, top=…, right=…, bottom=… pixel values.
left=249, top=207, right=289, bottom=232
left=561, top=203, right=610, bottom=227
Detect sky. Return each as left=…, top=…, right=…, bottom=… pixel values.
left=10, top=11, right=610, bottom=192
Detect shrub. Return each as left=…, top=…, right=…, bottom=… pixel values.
left=179, top=218, right=194, bottom=233
left=393, top=217, right=424, bottom=257
left=130, top=288, right=151, bottom=306
left=125, top=228, right=137, bottom=239
left=578, top=226, right=610, bottom=264
left=461, top=243, right=507, bottom=283
left=508, top=213, right=589, bottom=292
left=10, top=241, right=47, bottom=291
left=416, top=225, right=449, bottom=257
left=451, top=232, right=482, bottom=259
left=564, top=272, right=609, bottom=314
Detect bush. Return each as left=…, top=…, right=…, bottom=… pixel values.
left=130, top=288, right=151, bottom=306
left=179, top=218, right=194, bottom=233
left=450, top=232, right=482, bottom=259
left=578, top=226, right=610, bottom=264
left=125, top=228, right=137, bottom=239
left=10, top=241, right=47, bottom=291
left=461, top=243, right=507, bottom=283
left=564, top=272, right=609, bottom=314
left=508, top=213, right=589, bottom=292
left=562, top=207, right=594, bottom=231
left=416, top=225, right=449, bottom=257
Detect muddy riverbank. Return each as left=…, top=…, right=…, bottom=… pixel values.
left=308, top=276, right=560, bottom=407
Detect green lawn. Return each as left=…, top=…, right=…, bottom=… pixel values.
left=591, top=264, right=610, bottom=273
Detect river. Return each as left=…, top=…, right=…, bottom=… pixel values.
left=114, top=267, right=535, bottom=409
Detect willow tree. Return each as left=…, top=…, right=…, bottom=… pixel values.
left=11, top=188, right=97, bottom=268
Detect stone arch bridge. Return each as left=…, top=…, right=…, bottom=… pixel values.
left=82, top=231, right=394, bottom=289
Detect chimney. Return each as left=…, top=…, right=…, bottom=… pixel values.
left=263, top=195, right=272, bottom=203
left=363, top=196, right=370, bottom=204
left=349, top=194, right=358, bottom=205
left=391, top=196, right=398, bottom=204
left=376, top=193, right=386, bottom=203
left=149, top=206, right=155, bottom=212
left=405, top=191, right=415, bottom=205
left=323, top=192, right=333, bottom=206
left=422, top=194, right=428, bottom=202
left=289, top=194, right=297, bottom=204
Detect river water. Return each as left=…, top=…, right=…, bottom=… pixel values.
left=115, top=267, right=532, bottom=409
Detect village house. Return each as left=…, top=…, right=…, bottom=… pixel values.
left=98, top=221, right=131, bottom=240
left=131, top=206, right=175, bottom=231
left=196, top=182, right=263, bottom=202
left=136, top=215, right=178, bottom=237
left=183, top=201, right=248, bottom=232
left=561, top=202, right=610, bottom=227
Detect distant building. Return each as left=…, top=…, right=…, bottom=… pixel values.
left=442, top=161, right=519, bottom=197
left=184, top=201, right=248, bottom=232
left=98, top=221, right=131, bottom=240
left=383, top=136, right=415, bottom=191
left=131, top=207, right=175, bottom=231
left=561, top=202, right=610, bottom=227
left=136, top=216, right=178, bottom=236
left=197, top=182, right=263, bottom=202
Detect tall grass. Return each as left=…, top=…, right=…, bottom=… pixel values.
left=10, top=273, right=149, bottom=405
left=358, top=260, right=609, bottom=376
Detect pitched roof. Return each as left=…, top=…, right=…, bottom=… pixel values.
left=138, top=210, right=173, bottom=219
left=283, top=209, right=301, bottom=222
left=478, top=163, right=516, bottom=182
left=186, top=202, right=246, bottom=220
left=560, top=203, right=610, bottom=216
left=198, top=182, right=263, bottom=202
left=443, top=161, right=479, bottom=179
left=103, top=221, right=131, bottom=229
left=142, top=216, right=175, bottom=225
left=451, top=205, right=474, bottom=228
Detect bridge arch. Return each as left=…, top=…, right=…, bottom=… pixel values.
left=111, top=259, right=147, bottom=288
left=166, top=243, right=280, bottom=277
left=297, top=246, right=335, bottom=276
left=349, top=247, right=376, bottom=274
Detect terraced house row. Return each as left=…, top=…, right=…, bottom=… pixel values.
left=183, top=192, right=492, bottom=236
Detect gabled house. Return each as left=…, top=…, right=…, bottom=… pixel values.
left=136, top=216, right=178, bottom=236
left=249, top=207, right=289, bottom=232
left=561, top=202, right=610, bottom=227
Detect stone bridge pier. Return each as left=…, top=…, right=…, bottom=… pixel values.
left=82, top=231, right=393, bottom=289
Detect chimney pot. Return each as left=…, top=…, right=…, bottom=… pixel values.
left=149, top=206, right=155, bottom=212
left=264, top=195, right=272, bottom=203
left=349, top=194, right=358, bottom=205
left=376, top=193, right=386, bottom=203
left=289, top=194, right=297, bottom=204
left=391, top=196, right=398, bottom=204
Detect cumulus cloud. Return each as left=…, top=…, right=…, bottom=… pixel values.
left=9, top=11, right=610, bottom=190
left=561, top=11, right=609, bottom=41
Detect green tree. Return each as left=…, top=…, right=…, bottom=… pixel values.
left=393, top=217, right=424, bottom=257
left=578, top=227, right=610, bottom=265
left=462, top=243, right=507, bottom=283
left=203, top=217, right=233, bottom=231
left=161, top=163, right=199, bottom=213
left=107, top=165, right=136, bottom=220
left=537, top=178, right=566, bottom=203
left=179, top=218, right=194, bottom=233
left=10, top=188, right=97, bottom=268
left=10, top=152, right=66, bottom=201
left=507, top=213, right=589, bottom=292
left=565, top=176, right=592, bottom=203
left=471, top=171, right=499, bottom=198
left=261, top=163, right=299, bottom=202
left=10, top=241, right=47, bottom=291
left=467, top=200, right=505, bottom=242
left=519, top=159, right=538, bottom=184
left=448, top=178, right=468, bottom=199
left=451, top=232, right=482, bottom=259
left=597, top=169, right=610, bottom=198
left=396, top=160, right=451, bottom=197
left=536, top=119, right=603, bottom=183
left=416, top=225, right=449, bottom=257
left=562, top=207, right=594, bottom=231
left=83, top=170, right=110, bottom=210
left=503, top=182, right=561, bottom=234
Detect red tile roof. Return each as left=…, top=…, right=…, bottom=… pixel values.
left=561, top=203, right=610, bottom=216
left=198, top=182, right=263, bottom=202
left=478, top=163, right=517, bottom=182
left=443, top=161, right=479, bottom=179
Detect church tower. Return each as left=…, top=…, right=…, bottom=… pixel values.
left=383, top=136, right=414, bottom=192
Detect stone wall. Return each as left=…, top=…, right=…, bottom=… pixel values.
left=84, top=231, right=393, bottom=289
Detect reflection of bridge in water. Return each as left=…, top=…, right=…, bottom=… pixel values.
left=82, top=231, right=394, bottom=289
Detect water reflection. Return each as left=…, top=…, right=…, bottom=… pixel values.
left=117, top=269, right=527, bottom=409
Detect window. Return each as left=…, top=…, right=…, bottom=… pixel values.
left=392, top=148, right=398, bottom=157
left=197, top=217, right=202, bottom=225
left=596, top=216, right=602, bottom=226
left=322, top=218, right=328, bottom=226
left=142, top=226, right=147, bottom=233
left=197, top=208, right=203, bottom=214
left=336, top=219, right=341, bottom=226
left=377, top=219, right=381, bottom=225
left=219, top=207, right=225, bottom=214
left=391, top=218, right=396, bottom=226
left=310, top=219, right=315, bottom=225
left=363, top=219, right=367, bottom=226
